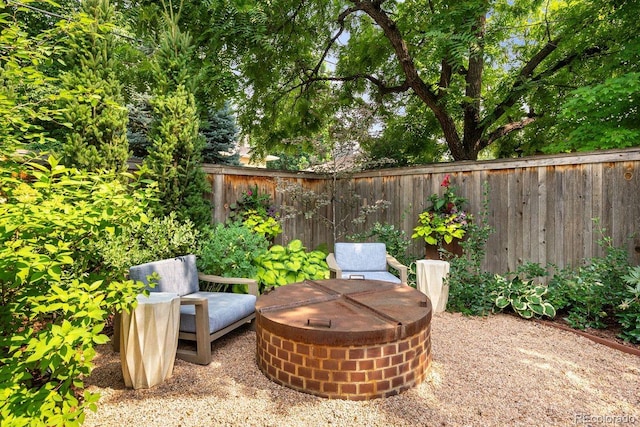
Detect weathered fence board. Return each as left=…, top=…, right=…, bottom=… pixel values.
left=201, top=148, right=640, bottom=274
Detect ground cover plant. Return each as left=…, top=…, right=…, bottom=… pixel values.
left=254, top=240, right=329, bottom=290
left=544, top=227, right=639, bottom=343
left=446, top=202, right=639, bottom=344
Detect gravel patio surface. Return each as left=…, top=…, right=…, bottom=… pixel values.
left=84, top=312, right=640, bottom=427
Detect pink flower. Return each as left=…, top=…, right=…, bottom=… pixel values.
left=441, top=174, right=451, bottom=187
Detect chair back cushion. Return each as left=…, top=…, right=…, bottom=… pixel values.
left=334, top=242, right=387, bottom=272
left=129, top=255, right=199, bottom=296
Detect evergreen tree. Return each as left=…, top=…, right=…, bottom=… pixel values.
left=200, top=103, right=240, bottom=165
left=58, top=0, right=130, bottom=173
left=141, top=12, right=212, bottom=228
left=142, top=86, right=211, bottom=228
left=126, top=92, right=154, bottom=158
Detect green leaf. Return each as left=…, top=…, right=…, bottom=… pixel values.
left=495, top=296, right=510, bottom=309
left=527, top=295, right=542, bottom=305
left=512, top=300, right=527, bottom=311
left=542, top=303, right=556, bottom=318
left=519, top=309, right=534, bottom=319
left=287, top=240, right=303, bottom=252
left=530, top=303, right=545, bottom=315
left=93, top=334, right=109, bottom=345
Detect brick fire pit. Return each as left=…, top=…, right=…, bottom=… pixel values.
left=255, top=279, right=432, bottom=400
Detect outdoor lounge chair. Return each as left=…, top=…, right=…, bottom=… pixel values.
left=126, top=254, right=259, bottom=365
left=326, top=242, right=408, bottom=285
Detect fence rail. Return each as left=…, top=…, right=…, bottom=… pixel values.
left=201, top=148, right=640, bottom=273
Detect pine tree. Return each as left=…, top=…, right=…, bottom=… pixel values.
left=58, top=0, right=130, bottom=173
left=201, top=103, right=240, bottom=165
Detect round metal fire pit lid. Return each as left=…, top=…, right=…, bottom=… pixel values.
left=255, top=279, right=432, bottom=346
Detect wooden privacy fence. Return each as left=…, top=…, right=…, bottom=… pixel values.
left=203, top=148, right=640, bottom=274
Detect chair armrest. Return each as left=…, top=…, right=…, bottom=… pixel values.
left=197, top=273, right=260, bottom=297
left=386, top=254, right=408, bottom=285
left=179, top=296, right=211, bottom=365
left=326, top=253, right=342, bottom=279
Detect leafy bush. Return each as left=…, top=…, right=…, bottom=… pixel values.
left=229, top=185, right=282, bottom=241
left=240, top=209, right=282, bottom=241
left=96, top=212, right=200, bottom=275
left=447, top=267, right=498, bottom=316
left=0, top=157, right=153, bottom=426
left=197, top=222, right=269, bottom=292
left=546, top=227, right=631, bottom=330
left=412, top=175, right=471, bottom=246
left=616, top=266, right=640, bottom=343
left=546, top=265, right=610, bottom=329
left=254, top=240, right=329, bottom=290
left=229, top=184, right=274, bottom=219
left=494, top=276, right=556, bottom=319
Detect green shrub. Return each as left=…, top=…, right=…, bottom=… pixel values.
left=229, top=185, right=282, bottom=241
left=546, top=229, right=631, bottom=330
left=0, top=157, right=153, bottom=426
left=616, top=266, right=640, bottom=343
left=96, top=212, right=199, bottom=275
left=447, top=268, right=499, bottom=316
left=229, top=184, right=275, bottom=220
left=141, top=86, right=212, bottom=230
left=196, top=222, right=269, bottom=292
left=254, top=240, right=329, bottom=290
left=240, top=209, right=282, bottom=241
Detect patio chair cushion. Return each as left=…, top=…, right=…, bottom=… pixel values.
left=129, top=255, right=199, bottom=297
left=179, top=291, right=257, bottom=334
left=334, top=242, right=388, bottom=271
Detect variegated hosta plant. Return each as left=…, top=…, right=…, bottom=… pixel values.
left=494, top=276, right=556, bottom=319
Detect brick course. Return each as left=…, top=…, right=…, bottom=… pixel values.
left=256, top=324, right=431, bottom=400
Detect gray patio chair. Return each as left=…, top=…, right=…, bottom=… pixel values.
left=124, top=254, right=259, bottom=365
left=326, top=242, right=408, bottom=285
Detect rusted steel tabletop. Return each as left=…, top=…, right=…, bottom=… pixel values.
left=256, top=279, right=432, bottom=346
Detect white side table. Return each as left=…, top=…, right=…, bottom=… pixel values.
left=416, top=260, right=450, bottom=313
left=120, top=292, right=180, bottom=389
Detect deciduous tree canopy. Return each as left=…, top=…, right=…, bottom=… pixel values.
left=201, top=0, right=639, bottom=161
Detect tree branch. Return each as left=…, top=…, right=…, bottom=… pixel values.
left=307, top=6, right=359, bottom=83
left=352, top=0, right=462, bottom=153
left=294, top=73, right=411, bottom=96
left=485, top=117, right=537, bottom=146
left=482, top=37, right=561, bottom=129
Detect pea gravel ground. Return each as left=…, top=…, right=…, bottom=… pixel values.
left=83, top=312, right=640, bottom=427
